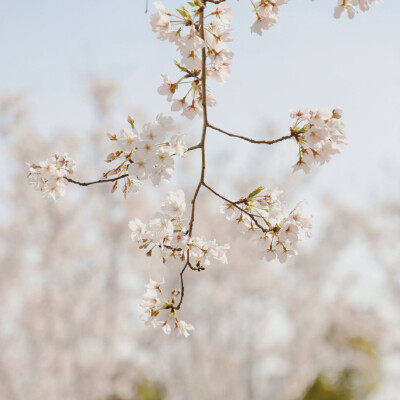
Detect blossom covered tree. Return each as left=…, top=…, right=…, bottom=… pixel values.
left=26, top=0, right=382, bottom=336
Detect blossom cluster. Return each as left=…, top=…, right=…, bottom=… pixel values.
left=250, top=0, right=383, bottom=35
left=289, top=108, right=347, bottom=174
left=140, top=278, right=195, bottom=337
left=105, top=114, right=187, bottom=197
left=334, top=0, right=383, bottom=19
left=130, top=189, right=230, bottom=269
left=152, top=1, right=234, bottom=119
left=27, top=152, right=76, bottom=200
left=221, top=186, right=312, bottom=263
left=251, top=0, right=290, bottom=35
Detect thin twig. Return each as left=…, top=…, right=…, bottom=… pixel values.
left=175, top=261, right=189, bottom=310
left=64, top=174, right=129, bottom=187
left=202, top=182, right=271, bottom=234
left=234, top=198, right=248, bottom=205
left=187, top=143, right=202, bottom=152
left=208, top=123, right=296, bottom=145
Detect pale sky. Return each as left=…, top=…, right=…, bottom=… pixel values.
left=1, top=0, right=399, bottom=210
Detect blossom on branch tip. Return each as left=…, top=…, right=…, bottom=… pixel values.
left=213, top=2, right=233, bottom=25
left=151, top=1, right=234, bottom=119
left=150, top=1, right=171, bottom=40
left=140, top=278, right=194, bottom=337
left=105, top=113, right=186, bottom=196
left=250, top=0, right=290, bottom=36
left=334, top=0, right=383, bottom=19
left=250, top=0, right=382, bottom=33
left=176, top=319, right=195, bottom=338
left=220, top=186, right=312, bottom=263
left=158, top=74, right=177, bottom=101
left=27, top=153, right=76, bottom=200
left=289, top=107, right=347, bottom=174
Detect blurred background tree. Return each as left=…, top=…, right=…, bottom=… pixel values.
left=0, top=82, right=398, bottom=399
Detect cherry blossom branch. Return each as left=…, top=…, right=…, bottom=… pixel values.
left=202, top=182, right=272, bottom=233
left=175, top=4, right=209, bottom=311
left=26, top=0, right=358, bottom=337
left=188, top=6, right=208, bottom=237
left=64, top=174, right=129, bottom=187
left=208, top=123, right=297, bottom=145
left=65, top=143, right=201, bottom=188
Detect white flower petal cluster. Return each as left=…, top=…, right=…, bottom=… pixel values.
left=289, top=108, right=347, bottom=173
left=129, top=189, right=230, bottom=269
left=250, top=0, right=290, bottom=35
left=150, top=2, right=171, bottom=40
left=140, top=278, right=194, bottom=337
left=334, top=0, right=383, bottom=19
left=220, top=187, right=312, bottom=263
left=105, top=114, right=187, bottom=196
left=27, top=152, right=75, bottom=200
left=151, top=1, right=234, bottom=119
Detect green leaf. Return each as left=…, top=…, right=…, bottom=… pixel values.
left=248, top=186, right=264, bottom=198
left=176, top=8, right=189, bottom=18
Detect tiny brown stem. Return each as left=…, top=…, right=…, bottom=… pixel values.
left=64, top=174, right=129, bottom=187
left=175, top=261, right=189, bottom=310
left=187, top=143, right=202, bottom=152
left=208, top=123, right=296, bottom=145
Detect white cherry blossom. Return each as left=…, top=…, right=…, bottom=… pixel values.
left=104, top=113, right=187, bottom=195
left=220, top=186, right=312, bottom=264
left=150, top=1, right=171, bottom=40
left=290, top=107, right=348, bottom=173
left=334, top=0, right=383, bottom=19
left=27, top=152, right=75, bottom=200
left=139, top=278, right=194, bottom=337
left=151, top=1, right=234, bottom=119
left=161, top=189, right=186, bottom=217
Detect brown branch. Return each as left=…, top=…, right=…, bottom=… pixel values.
left=174, top=258, right=205, bottom=311
left=64, top=174, right=129, bottom=187
left=66, top=145, right=198, bottom=187
left=175, top=262, right=189, bottom=310
left=176, top=5, right=209, bottom=311
left=208, top=123, right=296, bottom=145
left=186, top=143, right=202, bottom=152
left=202, top=182, right=272, bottom=234
left=234, top=198, right=249, bottom=205
left=188, top=6, right=208, bottom=237
left=162, top=244, right=183, bottom=252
